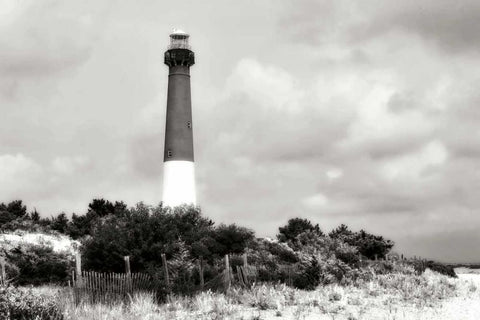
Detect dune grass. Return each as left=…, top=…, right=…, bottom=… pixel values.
left=30, top=269, right=477, bottom=320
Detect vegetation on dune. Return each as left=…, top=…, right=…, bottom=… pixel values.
left=0, top=286, right=63, bottom=319
left=3, top=244, right=72, bottom=286
left=0, top=198, right=472, bottom=319
left=5, top=269, right=472, bottom=320
left=1, top=199, right=456, bottom=300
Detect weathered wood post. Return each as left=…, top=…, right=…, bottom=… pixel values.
left=374, top=254, right=378, bottom=261
left=0, top=257, right=6, bottom=286
left=161, top=253, right=170, bottom=289
left=242, top=253, right=249, bottom=285
left=124, top=256, right=131, bottom=274
left=124, top=256, right=131, bottom=294
left=199, top=256, right=204, bottom=290
left=75, top=252, right=83, bottom=287
left=224, top=254, right=231, bottom=290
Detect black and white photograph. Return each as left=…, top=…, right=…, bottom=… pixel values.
left=1, top=1, right=479, bottom=319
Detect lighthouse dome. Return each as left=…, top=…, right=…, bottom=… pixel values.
left=171, top=28, right=188, bottom=36
left=169, top=28, right=190, bottom=50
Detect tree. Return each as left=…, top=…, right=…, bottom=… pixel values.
left=329, top=224, right=394, bottom=260
left=6, top=200, right=27, bottom=219
left=277, top=218, right=323, bottom=243
left=210, top=224, right=255, bottom=257
left=81, top=203, right=217, bottom=272
left=113, top=201, right=128, bottom=215
left=0, top=210, right=16, bottom=226
left=0, top=200, right=29, bottom=230
left=30, top=209, right=40, bottom=222
left=329, top=224, right=354, bottom=239
left=88, top=198, right=115, bottom=217
left=354, top=230, right=394, bottom=260
left=82, top=215, right=130, bottom=272
left=51, top=213, right=69, bottom=233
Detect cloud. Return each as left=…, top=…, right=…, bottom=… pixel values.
left=326, top=168, right=343, bottom=181
left=226, top=58, right=304, bottom=113
left=302, top=193, right=328, bottom=209
left=1, top=1, right=480, bottom=262
left=353, top=0, right=480, bottom=54
left=52, top=156, right=91, bottom=176
left=380, top=140, right=448, bottom=181
left=0, top=1, right=99, bottom=78
left=0, top=153, right=43, bottom=200
left=279, top=0, right=480, bottom=54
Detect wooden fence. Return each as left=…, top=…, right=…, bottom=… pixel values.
left=70, top=251, right=427, bottom=304
left=72, top=254, right=157, bottom=305
left=73, top=271, right=155, bottom=305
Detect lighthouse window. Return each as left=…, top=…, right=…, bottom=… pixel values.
left=187, top=121, right=192, bottom=128
left=167, top=150, right=172, bottom=157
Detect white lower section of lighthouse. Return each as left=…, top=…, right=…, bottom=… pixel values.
left=162, top=161, right=196, bottom=207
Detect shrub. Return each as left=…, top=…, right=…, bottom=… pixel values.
left=293, top=255, right=321, bottom=290
left=408, top=260, right=457, bottom=278
left=210, top=224, right=255, bottom=257
left=244, top=239, right=299, bottom=284
left=0, top=286, right=63, bottom=319
left=329, top=225, right=394, bottom=260
left=277, top=218, right=323, bottom=243
left=82, top=204, right=218, bottom=272
left=370, top=260, right=394, bottom=275
left=427, top=262, right=456, bottom=278
left=5, top=244, right=72, bottom=286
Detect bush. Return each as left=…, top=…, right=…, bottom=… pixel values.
left=5, top=244, right=72, bottom=286
left=329, top=225, right=394, bottom=260
left=408, top=260, right=457, bottom=278
left=277, top=218, right=323, bottom=243
left=243, top=239, right=300, bottom=284
left=210, top=224, right=255, bottom=257
left=292, top=255, right=321, bottom=290
left=370, top=260, right=394, bottom=275
left=0, top=286, right=63, bottom=319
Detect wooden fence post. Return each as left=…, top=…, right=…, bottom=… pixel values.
left=0, top=257, right=6, bottom=286
left=242, top=253, right=249, bottom=285
left=224, top=254, right=231, bottom=290
left=124, top=256, right=132, bottom=293
left=199, top=256, right=204, bottom=290
left=75, top=252, right=83, bottom=287
left=374, top=254, right=378, bottom=261
left=161, top=253, right=170, bottom=288
left=124, top=256, right=131, bottom=274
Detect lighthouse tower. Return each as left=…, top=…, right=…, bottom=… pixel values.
left=162, top=29, right=196, bottom=207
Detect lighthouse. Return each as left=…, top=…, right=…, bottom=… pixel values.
left=162, top=29, right=196, bottom=207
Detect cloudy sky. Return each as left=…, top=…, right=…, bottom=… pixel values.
left=1, top=0, right=480, bottom=262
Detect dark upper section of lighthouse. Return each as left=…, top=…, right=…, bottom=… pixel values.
left=163, top=29, right=195, bottom=162
left=164, top=30, right=195, bottom=67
